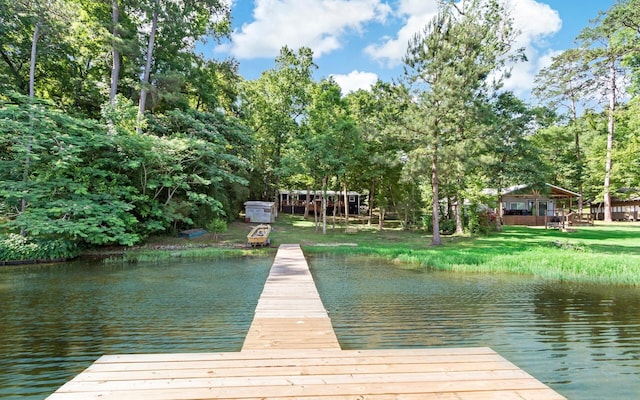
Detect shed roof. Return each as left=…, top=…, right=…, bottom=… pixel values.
left=244, top=201, right=275, bottom=207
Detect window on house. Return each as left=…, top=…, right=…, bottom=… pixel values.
left=510, top=202, right=526, bottom=210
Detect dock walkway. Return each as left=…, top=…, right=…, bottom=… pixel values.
left=242, top=244, right=340, bottom=350
left=48, top=244, right=566, bottom=400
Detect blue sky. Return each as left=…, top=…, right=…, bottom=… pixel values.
left=202, top=0, right=615, bottom=99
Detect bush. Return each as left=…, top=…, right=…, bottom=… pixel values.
left=438, top=218, right=456, bottom=235
left=0, top=234, right=79, bottom=262
left=206, top=218, right=227, bottom=241
left=468, top=209, right=497, bottom=235
left=420, top=213, right=433, bottom=233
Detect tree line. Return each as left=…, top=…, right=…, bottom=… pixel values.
left=0, top=0, right=638, bottom=251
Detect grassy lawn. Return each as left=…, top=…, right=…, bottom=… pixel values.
left=124, top=215, right=640, bottom=286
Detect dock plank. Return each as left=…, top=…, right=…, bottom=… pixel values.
left=72, top=361, right=519, bottom=380
left=242, top=244, right=340, bottom=350
left=47, top=244, right=566, bottom=400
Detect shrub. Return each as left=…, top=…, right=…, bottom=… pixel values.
left=468, top=209, right=497, bottom=235
left=420, top=213, right=433, bottom=233
left=0, top=234, right=79, bottom=262
left=439, top=218, right=456, bottom=235
left=206, top=218, right=227, bottom=241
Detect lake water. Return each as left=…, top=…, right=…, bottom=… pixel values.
left=0, top=257, right=272, bottom=399
left=309, top=254, right=640, bottom=400
left=1, top=254, right=639, bottom=399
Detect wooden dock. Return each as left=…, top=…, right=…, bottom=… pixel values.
left=242, top=244, right=340, bottom=350
left=48, top=244, right=566, bottom=400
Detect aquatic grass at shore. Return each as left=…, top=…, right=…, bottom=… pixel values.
left=299, top=222, right=640, bottom=286
left=105, top=216, right=640, bottom=286
left=103, top=246, right=256, bottom=264
left=447, top=249, right=640, bottom=286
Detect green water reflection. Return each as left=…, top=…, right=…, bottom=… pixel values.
left=309, top=254, right=640, bottom=400
left=0, top=257, right=272, bottom=399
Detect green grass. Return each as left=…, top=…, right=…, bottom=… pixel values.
left=268, top=216, right=640, bottom=286
left=102, top=246, right=253, bottom=264
left=116, top=215, right=640, bottom=286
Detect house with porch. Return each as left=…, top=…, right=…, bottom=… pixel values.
left=278, top=190, right=364, bottom=216
left=590, top=197, right=640, bottom=221
left=485, top=183, right=582, bottom=226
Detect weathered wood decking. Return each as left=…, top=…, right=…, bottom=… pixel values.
left=48, top=244, right=566, bottom=400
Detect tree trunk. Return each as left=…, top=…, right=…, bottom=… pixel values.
left=496, top=191, right=503, bottom=232
left=110, top=0, right=120, bottom=103
left=273, top=177, right=280, bottom=211
left=137, top=1, right=159, bottom=134
left=431, top=145, right=441, bottom=245
left=368, top=179, right=375, bottom=227
left=343, top=181, right=349, bottom=228
left=404, top=206, right=409, bottom=231
left=332, top=190, right=337, bottom=230
left=322, top=177, right=327, bottom=234
left=313, top=193, right=319, bottom=232
left=455, top=197, right=464, bottom=235
left=29, top=23, right=39, bottom=100
left=570, top=95, right=584, bottom=214
left=453, top=178, right=463, bottom=234
left=262, top=172, right=270, bottom=201
left=22, top=20, right=41, bottom=236
left=304, top=186, right=310, bottom=218
left=604, top=60, right=615, bottom=223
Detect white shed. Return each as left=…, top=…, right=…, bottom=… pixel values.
left=244, top=201, right=277, bottom=223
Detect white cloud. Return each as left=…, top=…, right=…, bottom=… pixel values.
left=508, top=0, right=562, bottom=49
left=364, top=0, right=439, bottom=67
left=331, top=70, right=379, bottom=94
left=398, top=0, right=439, bottom=15
left=537, top=49, right=563, bottom=71
left=502, top=0, right=562, bottom=94
left=365, top=0, right=563, bottom=94
left=218, top=0, right=391, bottom=59
left=514, top=48, right=563, bottom=95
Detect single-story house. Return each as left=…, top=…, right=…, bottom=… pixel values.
left=485, top=183, right=581, bottom=226
left=278, top=190, right=364, bottom=215
left=590, top=197, right=640, bottom=221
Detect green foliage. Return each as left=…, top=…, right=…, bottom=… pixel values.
left=0, top=94, right=142, bottom=245
left=241, top=46, right=317, bottom=201
left=188, top=58, right=242, bottom=114
left=486, top=92, right=550, bottom=190
left=0, top=0, right=638, bottom=254
left=101, top=95, right=139, bottom=134
left=467, top=209, right=498, bottom=235
left=206, top=218, right=227, bottom=241
left=302, top=78, right=361, bottom=181
left=615, top=99, right=640, bottom=191
left=439, top=219, right=456, bottom=235
left=0, top=93, right=253, bottom=247
left=145, top=108, right=251, bottom=225
left=0, top=233, right=79, bottom=262
left=400, top=0, right=521, bottom=243
left=420, top=213, right=433, bottom=233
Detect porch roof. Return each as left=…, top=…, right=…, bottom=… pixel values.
left=484, top=183, right=580, bottom=198
left=590, top=197, right=640, bottom=206
left=279, top=190, right=362, bottom=196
